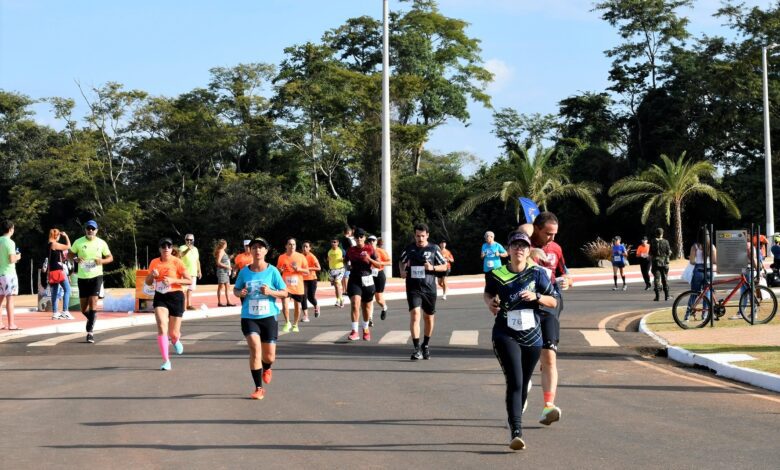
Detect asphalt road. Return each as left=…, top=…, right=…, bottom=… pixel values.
left=2, top=280, right=779, bottom=469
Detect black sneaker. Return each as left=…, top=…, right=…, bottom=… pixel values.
left=380, top=308, right=387, bottom=320
left=368, top=318, right=374, bottom=328
left=422, top=345, right=430, bottom=360
left=410, top=348, right=422, bottom=360
left=86, top=333, right=95, bottom=344
left=509, top=428, right=525, bottom=450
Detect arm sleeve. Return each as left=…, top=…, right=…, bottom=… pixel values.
left=272, top=267, right=287, bottom=290
left=433, top=246, right=447, bottom=265
left=234, top=269, right=246, bottom=291
left=484, top=272, right=498, bottom=296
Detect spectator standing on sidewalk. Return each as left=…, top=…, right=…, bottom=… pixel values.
left=635, top=237, right=651, bottom=290
left=179, top=234, right=202, bottom=311
left=0, top=220, right=21, bottom=330
left=649, top=227, right=672, bottom=301
left=70, top=220, right=113, bottom=343
left=48, top=228, right=74, bottom=320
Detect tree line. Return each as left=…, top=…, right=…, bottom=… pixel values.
left=0, top=0, right=777, bottom=292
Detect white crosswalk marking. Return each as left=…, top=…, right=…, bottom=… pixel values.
left=182, top=332, right=223, bottom=344
left=28, top=332, right=86, bottom=347
left=579, top=330, right=619, bottom=347
left=309, top=330, right=348, bottom=343
left=99, top=332, right=155, bottom=345
left=378, top=330, right=410, bottom=344
left=449, top=330, right=479, bottom=346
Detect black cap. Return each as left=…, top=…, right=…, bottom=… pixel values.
left=507, top=232, right=531, bottom=247
left=159, top=237, right=173, bottom=247
left=354, top=228, right=366, bottom=238
left=249, top=237, right=269, bottom=248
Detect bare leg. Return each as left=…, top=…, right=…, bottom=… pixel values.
left=409, top=307, right=421, bottom=339
left=541, top=349, right=558, bottom=404
left=423, top=312, right=435, bottom=337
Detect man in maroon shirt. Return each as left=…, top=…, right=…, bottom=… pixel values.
left=520, top=211, right=570, bottom=426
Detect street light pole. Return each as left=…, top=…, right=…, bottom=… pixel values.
left=381, top=0, right=393, bottom=276
left=762, top=44, right=778, bottom=237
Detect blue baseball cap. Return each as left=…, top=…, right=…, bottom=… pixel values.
left=85, top=220, right=98, bottom=229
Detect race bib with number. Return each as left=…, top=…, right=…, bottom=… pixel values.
left=142, top=283, right=155, bottom=296
left=371, top=268, right=379, bottom=277
left=361, top=275, right=374, bottom=287
left=248, top=299, right=271, bottom=316
left=154, top=280, right=170, bottom=294
left=507, top=309, right=536, bottom=331
left=487, top=260, right=495, bottom=268
left=613, top=255, right=622, bottom=262
left=81, top=259, right=97, bottom=272
left=411, top=266, right=425, bottom=279
left=285, top=276, right=299, bottom=287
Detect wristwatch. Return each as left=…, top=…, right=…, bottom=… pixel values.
left=535, top=292, right=542, bottom=302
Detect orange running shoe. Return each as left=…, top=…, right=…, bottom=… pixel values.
left=250, top=387, right=265, bottom=400
left=262, top=369, right=272, bottom=384
left=363, top=328, right=371, bottom=341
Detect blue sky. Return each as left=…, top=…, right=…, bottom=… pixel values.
left=0, top=0, right=769, bottom=169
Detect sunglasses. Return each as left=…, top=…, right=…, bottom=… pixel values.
left=85, top=227, right=97, bottom=231
left=160, top=243, right=173, bottom=249
left=185, top=239, right=194, bottom=242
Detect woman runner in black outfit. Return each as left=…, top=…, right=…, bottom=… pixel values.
left=484, top=231, right=558, bottom=450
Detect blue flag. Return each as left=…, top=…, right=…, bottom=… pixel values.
left=519, top=197, right=539, bottom=224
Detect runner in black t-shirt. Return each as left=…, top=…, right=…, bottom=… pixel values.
left=399, top=223, right=447, bottom=360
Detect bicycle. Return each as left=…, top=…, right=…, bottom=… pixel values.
left=671, top=270, right=778, bottom=329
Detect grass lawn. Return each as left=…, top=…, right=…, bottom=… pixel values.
left=644, top=308, right=756, bottom=332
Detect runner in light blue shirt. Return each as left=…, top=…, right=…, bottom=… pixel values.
left=482, top=231, right=508, bottom=272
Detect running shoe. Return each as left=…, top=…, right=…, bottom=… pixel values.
left=539, top=405, right=561, bottom=425
left=314, top=306, right=320, bottom=318
left=282, top=322, right=292, bottom=333
left=622, top=285, right=627, bottom=291
left=302, top=314, right=310, bottom=323
left=262, top=369, right=272, bottom=384
left=509, top=429, right=525, bottom=450
left=292, top=324, right=300, bottom=333
left=347, top=330, right=359, bottom=341
left=173, top=340, right=184, bottom=355
left=523, top=379, right=532, bottom=413
left=51, top=314, right=64, bottom=320
left=410, top=347, right=422, bottom=360
left=86, top=333, right=95, bottom=344
left=612, top=286, right=618, bottom=291
left=422, top=345, right=430, bottom=360
left=363, top=328, right=371, bottom=341
left=160, top=360, right=171, bottom=371
left=336, top=299, right=344, bottom=308
left=62, top=312, right=75, bottom=320
left=187, top=305, right=197, bottom=311
left=442, top=294, right=447, bottom=300
left=368, top=318, right=374, bottom=328
left=250, top=387, right=265, bottom=400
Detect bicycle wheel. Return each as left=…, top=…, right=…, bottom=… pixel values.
left=672, top=290, right=711, bottom=329
left=738, top=285, right=778, bottom=324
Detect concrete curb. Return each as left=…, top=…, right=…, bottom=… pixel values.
left=639, top=312, right=780, bottom=393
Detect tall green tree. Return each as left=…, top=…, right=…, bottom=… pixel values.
left=392, top=0, right=493, bottom=174
left=453, top=147, right=601, bottom=222
left=607, top=152, right=741, bottom=258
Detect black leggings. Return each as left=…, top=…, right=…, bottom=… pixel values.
left=492, top=325, right=542, bottom=430
left=303, top=280, right=318, bottom=310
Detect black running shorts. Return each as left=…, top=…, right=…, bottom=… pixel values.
left=241, top=316, right=278, bottom=343
left=153, top=291, right=185, bottom=317
left=407, top=290, right=436, bottom=315
left=78, top=276, right=103, bottom=299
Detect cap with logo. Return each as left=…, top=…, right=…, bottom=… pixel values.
left=249, top=237, right=269, bottom=248
left=507, top=232, right=532, bottom=247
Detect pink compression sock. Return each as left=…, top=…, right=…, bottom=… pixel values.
left=157, top=335, right=169, bottom=361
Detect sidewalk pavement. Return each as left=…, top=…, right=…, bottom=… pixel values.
left=4, top=258, right=779, bottom=395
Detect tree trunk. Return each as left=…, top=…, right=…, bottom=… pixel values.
left=673, top=200, right=684, bottom=260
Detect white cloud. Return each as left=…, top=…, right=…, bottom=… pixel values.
left=484, top=58, right=513, bottom=93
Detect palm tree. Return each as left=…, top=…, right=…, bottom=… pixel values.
left=607, top=152, right=741, bottom=259
left=453, top=146, right=601, bottom=222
